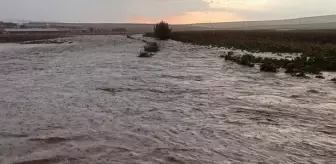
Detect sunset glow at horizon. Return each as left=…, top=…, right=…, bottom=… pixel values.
left=129, top=11, right=246, bottom=24
left=0, top=0, right=335, bottom=23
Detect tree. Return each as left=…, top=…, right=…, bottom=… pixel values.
left=154, top=21, right=172, bottom=40
left=1, top=22, right=17, bottom=28
left=19, top=24, right=27, bottom=29
left=112, top=28, right=127, bottom=32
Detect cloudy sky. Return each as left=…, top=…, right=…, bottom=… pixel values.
left=0, top=0, right=335, bottom=24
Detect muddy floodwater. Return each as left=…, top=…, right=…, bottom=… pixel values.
left=0, top=35, right=335, bottom=164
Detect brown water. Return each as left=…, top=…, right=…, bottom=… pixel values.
left=0, top=35, right=335, bottom=164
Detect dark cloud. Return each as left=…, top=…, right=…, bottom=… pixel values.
left=0, top=0, right=209, bottom=22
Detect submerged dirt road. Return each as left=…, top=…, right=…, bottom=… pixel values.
left=0, top=36, right=335, bottom=164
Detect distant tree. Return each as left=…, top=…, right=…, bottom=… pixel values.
left=89, top=27, right=94, bottom=33
left=112, top=28, right=127, bottom=32
left=1, top=22, right=17, bottom=28
left=154, top=21, right=172, bottom=40
left=19, top=24, right=27, bottom=29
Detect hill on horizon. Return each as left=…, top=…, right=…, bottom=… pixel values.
left=191, top=14, right=336, bottom=30
left=8, top=14, right=336, bottom=32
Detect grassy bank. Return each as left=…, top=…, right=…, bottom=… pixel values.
left=169, top=30, right=336, bottom=56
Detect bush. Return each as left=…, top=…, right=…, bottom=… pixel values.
left=285, top=63, right=296, bottom=73
left=112, top=28, right=127, bottom=32
left=1, top=22, right=17, bottom=28
left=228, top=51, right=234, bottom=56
left=154, top=21, right=172, bottom=40
left=144, top=42, right=159, bottom=52
left=239, top=54, right=255, bottom=67
left=19, top=24, right=27, bottom=29
left=260, top=61, right=278, bottom=72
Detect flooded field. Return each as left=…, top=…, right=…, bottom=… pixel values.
left=0, top=35, right=335, bottom=164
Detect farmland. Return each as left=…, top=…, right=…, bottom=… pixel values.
left=170, top=30, right=336, bottom=55
left=0, top=34, right=65, bottom=43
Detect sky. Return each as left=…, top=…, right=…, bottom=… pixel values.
left=0, top=0, right=335, bottom=24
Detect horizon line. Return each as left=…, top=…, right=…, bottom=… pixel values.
left=2, top=14, right=335, bottom=25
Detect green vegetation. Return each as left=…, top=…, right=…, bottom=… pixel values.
left=19, top=24, right=27, bottom=29
left=89, top=28, right=94, bottom=33
left=170, top=30, right=336, bottom=55
left=112, top=28, right=127, bottom=32
left=138, top=42, right=159, bottom=58
left=0, top=21, right=17, bottom=28
left=260, top=61, right=278, bottom=72
left=221, top=50, right=335, bottom=77
left=144, top=42, right=159, bottom=52
left=154, top=21, right=172, bottom=40
left=224, top=53, right=254, bottom=67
